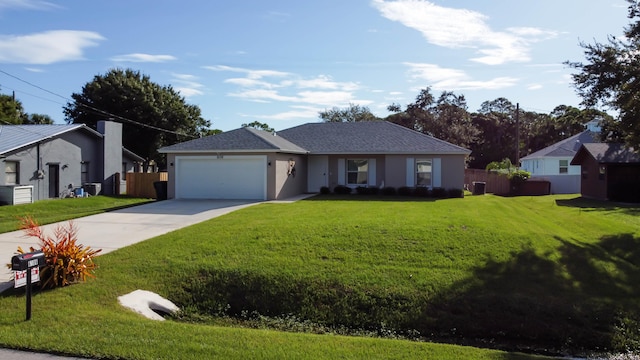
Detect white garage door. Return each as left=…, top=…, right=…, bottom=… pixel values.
left=175, top=155, right=267, bottom=200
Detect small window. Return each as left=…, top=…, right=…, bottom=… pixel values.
left=347, top=159, right=368, bottom=185
left=559, top=160, right=569, bottom=174
left=582, top=169, right=588, bottom=180
left=122, top=163, right=127, bottom=181
left=599, top=165, right=606, bottom=180
left=5, top=161, right=19, bottom=185
left=416, top=159, right=432, bottom=187
left=81, top=162, right=89, bottom=184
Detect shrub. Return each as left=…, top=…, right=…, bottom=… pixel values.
left=320, top=186, right=330, bottom=195
left=413, top=187, right=429, bottom=197
left=397, top=186, right=413, bottom=196
left=333, top=185, right=352, bottom=195
left=447, top=188, right=464, bottom=198
left=381, top=186, right=397, bottom=196
left=431, top=187, right=447, bottom=198
left=9, top=216, right=102, bottom=289
left=507, top=170, right=531, bottom=194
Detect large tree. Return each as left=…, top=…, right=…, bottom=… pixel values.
left=567, top=0, right=640, bottom=149
left=64, top=68, right=210, bottom=167
left=0, top=93, right=27, bottom=124
left=319, top=103, right=380, bottom=122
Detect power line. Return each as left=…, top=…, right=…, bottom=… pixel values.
left=0, top=68, right=198, bottom=139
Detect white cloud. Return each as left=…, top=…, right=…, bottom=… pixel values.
left=204, top=65, right=291, bottom=79
left=527, top=84, right=543, bottom=90
left=171, top=73, right=204, bottom=97
left=404, top=62, right=518, bottom=90
left=0, top=0, right=58, bottom=11
left=371, top=0, right=557, bottom=65
left=246, top=106, right=322, bottom=120
left=25, top=67, right=44, bottom=72
left=110, top=53, right=176, bottom=63
left=0, top=30, right=104, bottom=64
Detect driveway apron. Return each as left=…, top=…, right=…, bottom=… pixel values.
left=0, top=199, right=259, bottom=292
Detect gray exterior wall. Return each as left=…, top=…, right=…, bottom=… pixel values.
left=165, top=151, right=467, bottom=200
left=271, top=153, right=307, bottom=200
left=98, top=121, right=123, bottom=195
left=0, top=129, right=100, bottom=201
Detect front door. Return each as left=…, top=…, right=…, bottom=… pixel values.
left=308, top=156, right=328, bottom=193
left=48, top=164, right=59, bottom=198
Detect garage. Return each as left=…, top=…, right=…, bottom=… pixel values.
left=175, top=155, right=267, bottom=200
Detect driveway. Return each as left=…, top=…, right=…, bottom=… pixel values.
left=0, top=199, right=263, bottom=292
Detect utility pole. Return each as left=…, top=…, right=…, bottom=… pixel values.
left=515, top=103, right=520, bottom=168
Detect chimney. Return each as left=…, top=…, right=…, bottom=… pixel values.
left=97, top=120, right=123, bottom=195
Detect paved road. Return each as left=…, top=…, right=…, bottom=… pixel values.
left=0, top=348, right=91, bottom=359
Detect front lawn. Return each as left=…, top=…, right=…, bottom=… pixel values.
left=0, top=196, right=153, bottom=234
left=0, top=194, right=638, bottom=359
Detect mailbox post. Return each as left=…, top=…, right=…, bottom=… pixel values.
left=11, top=251, right=45, bottom=320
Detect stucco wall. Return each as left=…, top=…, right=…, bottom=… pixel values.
left=271, top=153, right=307, bottom=200
left=1, top=130, right=101, bottom=201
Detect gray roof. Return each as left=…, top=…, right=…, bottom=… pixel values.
left=0, top=123, right=144, bottom=160
left=571, top=143, right=640, bottom=165
left=158, top=127, right=308, bottom=154
left=521, top=131, right=600, bottom=160
left=277, top=121, right=471, bottom=154
left=0, top=124, right=98, bottom=155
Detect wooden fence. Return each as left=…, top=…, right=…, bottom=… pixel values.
left=464, top=169, right=510, bottom=195
left=126, top=172, right=168, bottom=199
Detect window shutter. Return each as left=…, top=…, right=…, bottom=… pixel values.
left=433, top=158, right=441, bottom=187
left=368, top=158, right=376, bottom=186
left=338, top=158, right=345, bottom=185
left=406, top=158, right=414, bottom=187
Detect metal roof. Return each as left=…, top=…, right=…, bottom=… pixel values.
left=0, top=124, right=99, bottom=155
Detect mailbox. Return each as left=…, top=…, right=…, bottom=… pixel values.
left=11, top=251, right=45, bottom=271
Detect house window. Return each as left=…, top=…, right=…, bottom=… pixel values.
left=559, top=160, right=569, bottom=174
left=5, top=161, right=19, bottom=185
left=347, top=159, right=368, bottom=185
left=582, top=169, right=588, bottom=180
left=599, top=165, right=606, bottom=180
left=122, top=163, right=127, bottom=181
left=81, top=162, right=89, bottom=184
left=416, top=159, right=432, bottom=187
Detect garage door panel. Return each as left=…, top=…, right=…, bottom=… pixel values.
left=176, top=156, right=266, bottom=200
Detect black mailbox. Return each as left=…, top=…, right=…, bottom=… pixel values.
left=11, top=251, right=45, bottom=271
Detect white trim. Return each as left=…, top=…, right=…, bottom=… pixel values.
left=406, top=158, right=414, bottom=187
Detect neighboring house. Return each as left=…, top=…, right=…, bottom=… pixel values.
left=520, top=130, right=600, bottom=194
left=159, top=121, right=471, bottom=201
left=570, top=143, right=640, bottom=202
left=0, top=120, right=144, bottom=204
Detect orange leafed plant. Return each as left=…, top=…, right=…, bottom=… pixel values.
left=10, top=216, right=102, bottom=289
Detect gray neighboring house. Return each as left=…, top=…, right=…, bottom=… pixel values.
left=0, top=120, right=144, bottom=204
left=159, top=121, right=471, bottom=201
left=520, top=130, right=601, bottom=194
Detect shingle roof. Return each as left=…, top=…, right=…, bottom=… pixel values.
left=521, top=131, right=600, bottom=160
left=0, top=124, right=97, bottom=155
left=277, top=121, right=471, bottom=154
left=571, top=143, right=640, bottom=165
left=158, top=127, right=308, bottom=154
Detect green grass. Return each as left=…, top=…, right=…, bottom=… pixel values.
left=0, top=196, right=154, bottom=233
left=1, top=194, right=639, bottom=359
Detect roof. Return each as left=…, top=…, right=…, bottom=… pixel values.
left=571, top=143, right=640, bottom=165
left=0, top=123, right=144, bottom=161
left=277, top=121, right=471, bottom=154
left=158, top=127, right=308, bottom=154
left=0, top=124, right=100, bottom=155
left=521, top=131, right=600, bottom=160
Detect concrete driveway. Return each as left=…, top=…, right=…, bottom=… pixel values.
left=0, top=199, right=262, bottom=292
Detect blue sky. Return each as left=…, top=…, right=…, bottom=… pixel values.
left=0, top=0, right=630, bottom=131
